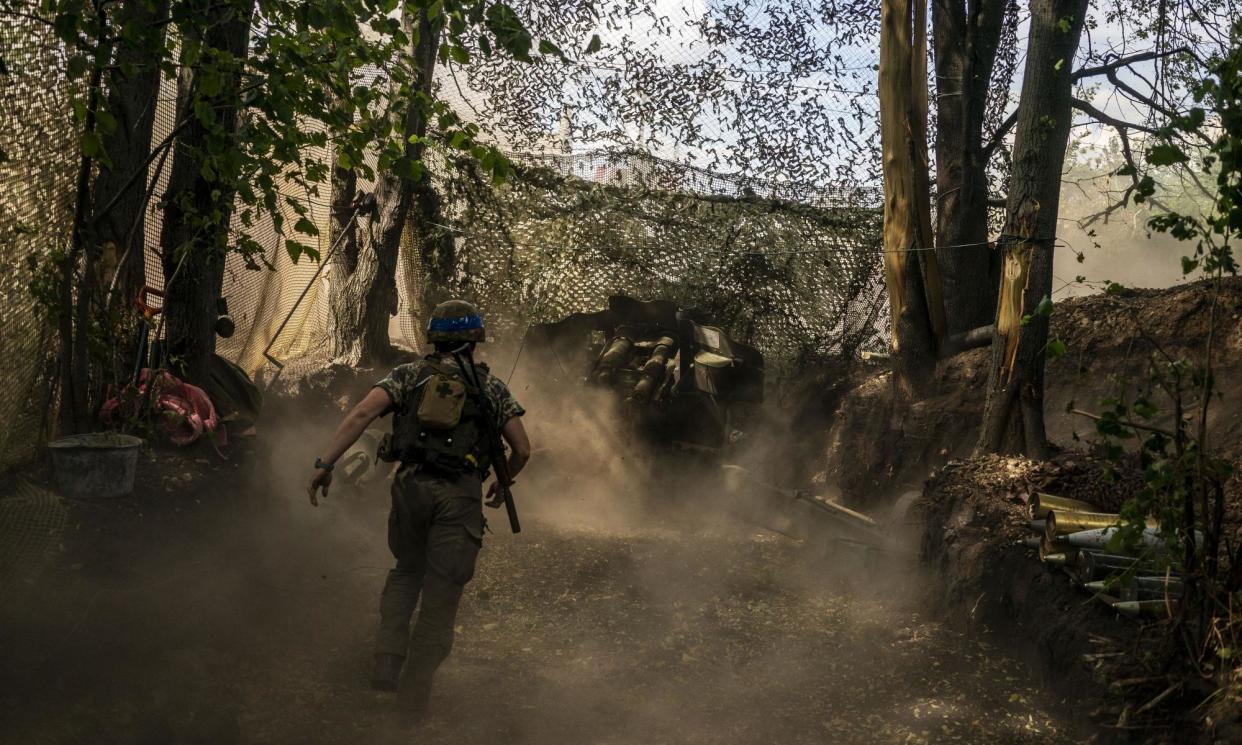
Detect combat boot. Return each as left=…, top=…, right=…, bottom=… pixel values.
left=371, top=653, right=404, bottom=691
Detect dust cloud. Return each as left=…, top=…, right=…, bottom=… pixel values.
left=0, top=360, right=1086, bottom=745
left=1053, top=176, right=1200, bottom=298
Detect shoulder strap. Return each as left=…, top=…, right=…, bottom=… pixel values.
left=422, top=355, right=484, bottom=396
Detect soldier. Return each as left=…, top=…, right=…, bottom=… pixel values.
left=306, top=300, right=531, bottom=714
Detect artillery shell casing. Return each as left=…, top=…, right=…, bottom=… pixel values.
left=1040, top=551, right=1072, bottom=566
left=1045, top=510, right=1158, bottom=542
left=1064, top=527, right=1202, bottom=552
left=1111, top=599, right=1176, bottom=618
left=1040, top=538, right=1078, bottom=565
left=1028, top=519, right=1047, bottom=534
left=1064, top=527, right=1161, bottom=551
left=1084, top=579, right=1183, bottom=601
left=1029, top=493, right=1096, bottom=520
left=1074, top=551, right=1179, bottom=583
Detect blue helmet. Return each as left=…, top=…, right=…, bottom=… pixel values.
left=426, top=299, right=486, bottom=343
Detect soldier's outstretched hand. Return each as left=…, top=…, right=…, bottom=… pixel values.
left=485, top=479, right=504, bottom=508
left=308, top=468, right=333, bottom=507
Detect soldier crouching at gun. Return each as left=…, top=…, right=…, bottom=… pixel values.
left=306, top=300, right=531, bottom=717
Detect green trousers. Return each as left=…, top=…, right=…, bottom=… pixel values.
left=375, top=466, right=484, bottom=695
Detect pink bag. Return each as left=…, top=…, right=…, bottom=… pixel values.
left=101, top=370, right=227, bottom=447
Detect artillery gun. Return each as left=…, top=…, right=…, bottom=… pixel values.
left=523, top=295, right=764, bottom=455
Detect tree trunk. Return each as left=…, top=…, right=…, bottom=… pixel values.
left=975, top=0, right=1088, bottom=458
left=327, top=113, right=360, bottom=352
left=58, top=24, right=113, bottom=435
left=412, top=177, right=456, bottom=318
left=331, top=6, right=440, bottom=365
left=932, top=0, right=1006, bottom=335
left=91, top=0, right=171, bottom=307
left=158, top=0, right=256, bottom=385
left=880, top=0, right=946, bottom=399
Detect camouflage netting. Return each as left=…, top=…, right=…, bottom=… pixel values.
left=422, top=150, right=886, bottom=372
left=0, top=21, right=74, bottom=471
left=234, top=147, right=887, bottom=386
left=0, top=12, right=888, bottom=476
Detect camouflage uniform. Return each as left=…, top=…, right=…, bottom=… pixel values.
left=372, top=354, right=524, bottom=702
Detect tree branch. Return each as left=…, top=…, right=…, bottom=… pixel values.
left=1070, top=408, right=1177, bottom=439
left=1071, top=47, right=1190, bottom=82
left=1071, top=98, right=1160, bottom=135
left=1079, top=120, right=1140, bottom=229
left=982, top=108, right=1018, bottom=160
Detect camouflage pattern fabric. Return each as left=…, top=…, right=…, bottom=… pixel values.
left=374, top=355, right=525, bottom=431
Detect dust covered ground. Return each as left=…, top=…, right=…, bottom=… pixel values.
left=0, top=417, right=1094, bottom=745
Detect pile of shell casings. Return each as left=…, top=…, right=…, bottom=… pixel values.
left=1025, top=493, right=1183, bottom=618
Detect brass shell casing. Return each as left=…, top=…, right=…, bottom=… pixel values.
left=1044, top=510, right=1158, bottom=543
left=1028, top=493, right=1095, bottom=520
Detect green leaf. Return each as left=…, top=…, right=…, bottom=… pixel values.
left=80, top=131, right=108, bottom=166
left=1046, top=339, right=1067, bottom=359
left=193, top=99, right=216, bottom=125
left=95, top=108, right=117, bottom=135
left=449, top=44, right=470, bottom=64
left=585, top=34, right=601, bottom=54
left=1181, top=256, right=1200, bottom=275
left=285, top=239, right=306, bottom=263
left=393, top=157, right=423, bottom=181
left=1056, top=16, right=1072, bottom=32
left=67, top=54, right=88, bottom=79
left=1133, top=398, right=1158, bottom=419
left=1147, top=143, right=1188, bottom=167
left=1021, top=295, right=1053, bottom=326
left=53, top=11, right=80, bottom=41
left=294, top=217, right=319, bottom=236
left=485, top=3, right=532, bottom=62
left=538, top=39, right=565, bottom=60
left=197, top=69, right=223, bottom=97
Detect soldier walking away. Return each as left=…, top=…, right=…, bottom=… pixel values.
left=306, top=300, right=531, bottom=716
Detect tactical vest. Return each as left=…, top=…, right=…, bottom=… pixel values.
left=379, top=356, right=493, bottom=475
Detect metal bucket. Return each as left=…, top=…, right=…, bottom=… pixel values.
left=48, top=433, right=143, bottom=499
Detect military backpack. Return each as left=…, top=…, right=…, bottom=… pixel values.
left=378, top=356, right=493, bottom=474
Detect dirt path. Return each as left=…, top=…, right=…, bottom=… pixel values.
left=0, top=441, right=1089, bottom=745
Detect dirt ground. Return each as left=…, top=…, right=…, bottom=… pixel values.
left=0, top=416, right=1101, bottom=745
